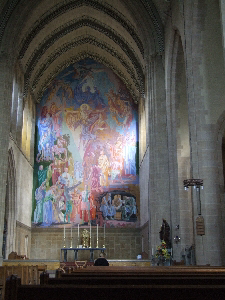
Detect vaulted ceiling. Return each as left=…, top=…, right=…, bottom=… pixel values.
left=0, top=0, right=170, bottom=103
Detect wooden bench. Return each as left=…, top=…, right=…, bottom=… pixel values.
left=49, top=266, right=225, bottom=286
left=4, top=275, right=225, bottom=300
left=0, top=265, right=46, bottom=299
left=4, top=266, right=225, bottom=300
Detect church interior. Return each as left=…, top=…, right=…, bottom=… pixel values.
left=1, top=1, right=225, bottom=294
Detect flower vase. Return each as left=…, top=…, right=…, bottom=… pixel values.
left=157, top=256, right=165, bottom=266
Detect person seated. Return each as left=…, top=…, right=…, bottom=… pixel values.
left=94, top=252, right=109, bottom=266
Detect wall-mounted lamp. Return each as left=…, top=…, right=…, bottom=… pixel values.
left=174, top=236, right=181, bottom=243
left=183, top=179, right=203, bottom=191
left=183, top=178, right=203, bottom=215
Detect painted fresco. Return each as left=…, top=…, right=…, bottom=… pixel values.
left=32, top=58, right=139, bottom=228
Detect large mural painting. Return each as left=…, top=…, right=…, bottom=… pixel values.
left=32, top=59, right=139, bottom=229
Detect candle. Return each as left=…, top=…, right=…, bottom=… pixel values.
left=90, top=222, right=91, bottom=238
left=152, top=248, right=153, bottom=256
left=64, top=225, right=65, bottom=238
left=104, top=224, right=105, bottom=239
left=78, top=224, right=79, bottom=238
left=71, top=224, right=72, bottom=238
left=171, top=248, right=173, bottom=256
left=97, top=224, right=98, bottom=240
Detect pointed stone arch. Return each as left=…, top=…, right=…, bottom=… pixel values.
left=5, top=147, right=17, bottom=258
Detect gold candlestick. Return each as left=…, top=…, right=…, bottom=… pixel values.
left=77, top=224, right=80, bottom=248
left=89, top=222, right=92, bottom=248
left=96, top=224, right=99, bottom=248
left=70, top=236, right=73, bottom=248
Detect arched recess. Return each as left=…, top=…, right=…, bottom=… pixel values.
left=174, top=33, right=193, bottom=255
left=4, top=148, right=17, bottom=258
left=166, top=29, right=192, bottom=261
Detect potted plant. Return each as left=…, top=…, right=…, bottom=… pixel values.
left=155, top=240, right=171, bottom=266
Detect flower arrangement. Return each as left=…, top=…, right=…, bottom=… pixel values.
left=155, top=240, right=170, bottom=260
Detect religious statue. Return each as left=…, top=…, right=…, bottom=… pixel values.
left=81, top=229, right=90, bottom=248
left=159, top=219, right=171, bottom=248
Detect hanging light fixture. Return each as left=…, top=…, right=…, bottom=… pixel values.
left=183, top=179, right=203, bottom=215
left=183, top=179, right=203, bottom=190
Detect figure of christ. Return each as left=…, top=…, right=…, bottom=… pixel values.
left=78, top=104, right=107, bottom=151
left=65, top=104, right=107, bottom=152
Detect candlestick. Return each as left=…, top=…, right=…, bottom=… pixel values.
left=152, top=248, right=154, bottom=256
left=77, top=224, right=79, bottom=247
left=70, top=225, right=73, bottom=248
left=63, top=224, right=66, bottom=248
left=89, top=222, right=92, bottom=248
left=103, top=224, right=105, bottom=248
left=96, top=224, right=99, bottom=248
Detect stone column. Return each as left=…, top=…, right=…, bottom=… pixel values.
left=147, top=54, right=170, bottom=257
left=181, top=0, right=222, bottom=265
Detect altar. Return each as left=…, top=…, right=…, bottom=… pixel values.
left=61, top=248, right=106, bottom=262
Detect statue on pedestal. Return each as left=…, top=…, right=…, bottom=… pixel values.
left=159, top=219, right=171, bottom=248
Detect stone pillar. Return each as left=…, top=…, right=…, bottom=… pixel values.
left=0, top=51, right=13, bottom=264
left=181, top=0, right=222, bottom=265
left=146, top=54, right=170, bottom=257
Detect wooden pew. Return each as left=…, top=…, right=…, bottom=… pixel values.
left=61, top=265, right=225, bottom=277
left=48, top=266, right=225, bottom=286
left=4, top=274, right=225, bottom=300
left=0, top=265, right=45, bottom=299
left=4, top=266, right=225, bottom=300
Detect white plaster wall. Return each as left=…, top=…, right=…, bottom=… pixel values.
left=8, top=138, right=33, bottom=228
